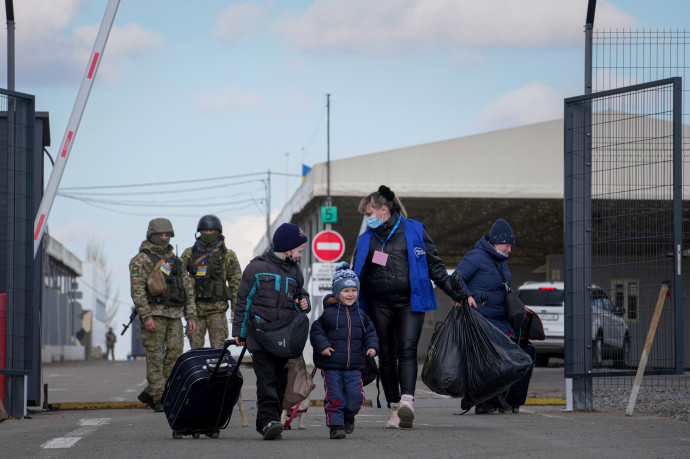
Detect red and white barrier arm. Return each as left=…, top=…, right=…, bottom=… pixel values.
left=33, top=0, right=121, bottom=256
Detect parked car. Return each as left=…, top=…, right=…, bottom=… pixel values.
left=516, top=282, right=630, bottom=368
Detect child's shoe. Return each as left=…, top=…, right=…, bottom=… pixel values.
left=330, top=426, right=346, bottom=439
left=385, top=402, right=400, bottom=429
left=344, top=417, right=355, bottom=434
left=398, top=394, right=414, bottom=428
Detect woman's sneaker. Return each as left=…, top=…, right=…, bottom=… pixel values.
left=398, top=394, right=414, bottom=428
left=344, top=417, right=355, bottom=434
left=474, top=402, right=493, bottom=415
left=330, top=426, right=346, bottom=439
left=385, top=402, right=401, bottom=429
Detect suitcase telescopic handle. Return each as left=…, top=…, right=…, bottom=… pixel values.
left=209, top=339, right=246, bottom=383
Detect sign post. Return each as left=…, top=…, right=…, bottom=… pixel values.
left=312, top=230, right=345, bottom=263
left=311, top=262, right=338, bottom=298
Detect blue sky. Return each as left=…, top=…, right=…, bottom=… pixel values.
left=1, top=0, right=687, bottom=356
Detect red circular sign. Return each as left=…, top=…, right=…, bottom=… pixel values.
left=312, top=230, right=345, bottom=262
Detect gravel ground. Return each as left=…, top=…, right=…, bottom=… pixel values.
left=594, top=387, right=690, bottom=421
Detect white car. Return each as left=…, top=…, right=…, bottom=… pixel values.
left=516, top=282, right=630, bottom=368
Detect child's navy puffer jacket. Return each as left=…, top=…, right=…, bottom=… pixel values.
left=310, top=294, right=379, bottom=370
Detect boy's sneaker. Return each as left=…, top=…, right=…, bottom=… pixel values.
left=330, top=426, right=346, bottom=439
left=261, top=421, right=284, bottom=440
left=398, top=394, right=414, bottom=428
left=344, top=417, right=355, bottom=434
left=385, top=402, right=401, bottom=429
left=137, top=390, right=155, bottom=410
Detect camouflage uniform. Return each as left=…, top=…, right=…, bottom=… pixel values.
left=129, top=239, right=197, bottom=404
left=105, top=329, right=117, bottom=360
left=181, top=235, right=242, bottom=349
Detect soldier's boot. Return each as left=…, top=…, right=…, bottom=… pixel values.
left=137, top=390, right=155, bottom=410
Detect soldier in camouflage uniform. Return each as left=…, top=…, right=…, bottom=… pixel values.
left=105, top=327, right=117, bottom=360
left=129, top=218, right=197, bottom=412
left=182, top=215, right=242, bottom=349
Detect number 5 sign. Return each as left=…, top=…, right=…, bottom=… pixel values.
left=321, top=206, right=338, bottom=223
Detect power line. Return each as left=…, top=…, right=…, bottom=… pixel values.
left=59, top=170, right=300, bottom=191
left=59, top=171, right=266, bottom=190
left=57, top=179, right=265, bottom=197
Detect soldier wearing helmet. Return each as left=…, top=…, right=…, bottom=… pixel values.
left=129, top=217, right=197, bottom=412
left=181, top=215, right=242, bottom=349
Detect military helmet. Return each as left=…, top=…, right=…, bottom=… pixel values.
left=146, top=217, right=175, bottom=239
left=197, top=214, right=222, bottom=233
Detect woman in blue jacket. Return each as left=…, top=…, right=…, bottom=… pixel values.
left=455, top=218, right=524, bottom=414
left=352, top=185, right=466, bottom=429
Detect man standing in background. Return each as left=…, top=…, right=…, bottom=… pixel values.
left=105, top=327, right=117, bottom=360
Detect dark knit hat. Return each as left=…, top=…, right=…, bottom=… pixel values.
left=332, top=262, right=359, bottom=299
left=272, top=223, right=308, bottom=252
left=488, top=219, right=515, bottom=245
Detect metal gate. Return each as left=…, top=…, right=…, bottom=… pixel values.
left=564, top=77, right=684, bottom=393
left=0, top=89, right=36, bottom=417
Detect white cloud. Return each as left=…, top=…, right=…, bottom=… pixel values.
left=5, top=0, right=164, bottom=86
left=214, top=1, right=274, bottom=43
left=592, top=70, right=641, bottom=92
left=222, top=213, right=278, bottom=269
left=195, top=85, right=268, bottom=113
left=475, top=81, right=562, bottom=130
left=272, top=0, right=636, bottom=55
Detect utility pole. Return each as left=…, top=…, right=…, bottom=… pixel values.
left=265, top=170, right=271, bottom=247
left=325, top=93, right=332, bottom=231
left=6, top=0, right=15, bottom=91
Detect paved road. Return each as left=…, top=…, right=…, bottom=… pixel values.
left=1, top=358, right=688, bottom=458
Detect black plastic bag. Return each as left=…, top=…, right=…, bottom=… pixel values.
left=459, top=305, right=533, bottom=408
left=421, top=308, right=465, bottom=398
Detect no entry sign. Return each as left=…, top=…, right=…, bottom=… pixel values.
left=312, top=230, right=345, bottom=263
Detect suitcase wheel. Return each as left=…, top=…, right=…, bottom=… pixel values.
left=172, top=431, right=183, bottom=440
left=210, top=431, right=220, bottom=439
left=192, top=433, right=200, bottom=439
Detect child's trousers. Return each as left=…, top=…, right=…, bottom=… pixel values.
left=321, top=369, right=364, bottom=426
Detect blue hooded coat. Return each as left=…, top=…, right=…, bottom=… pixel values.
left=455, top=235, right=513, bottom=336
left=310, top=294, right=379, bottom=370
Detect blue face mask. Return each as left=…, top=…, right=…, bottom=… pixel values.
left=496, top=249, right=509, bottom=259
left=366, top=214, right=383, bottom=229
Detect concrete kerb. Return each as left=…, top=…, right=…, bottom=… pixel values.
left=47, top=397, right=565, bottom=411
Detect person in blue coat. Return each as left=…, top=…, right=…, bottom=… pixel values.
left=455, top=218, right=522, bottom=414
left=310, top=262, right=379, bottom=439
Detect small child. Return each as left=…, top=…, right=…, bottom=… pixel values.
left=310, top=262, right=379, bottom=439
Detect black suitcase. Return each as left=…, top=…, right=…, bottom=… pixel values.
left=161, top=340, right=246, bottom=439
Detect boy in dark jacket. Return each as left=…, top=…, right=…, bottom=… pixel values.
left=233, top=223, right=311, bottom=440
left=310, top=262, right=379, bottom=439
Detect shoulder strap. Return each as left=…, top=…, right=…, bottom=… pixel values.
left=492, top=260, right=510, bottom=292
left=194, top=246, right=221, bottom=266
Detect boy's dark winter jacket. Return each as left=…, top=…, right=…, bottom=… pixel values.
left=232, top=250, right=311, bottom=340
left=310, top=294, right=379, bottom=370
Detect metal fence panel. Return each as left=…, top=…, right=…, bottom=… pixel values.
left=0, top=90, right=36, bottom=416
left=565, top=78, right=684, bottom=379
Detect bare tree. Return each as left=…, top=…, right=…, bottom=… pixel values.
left=86, top=238, right=120, bottom=327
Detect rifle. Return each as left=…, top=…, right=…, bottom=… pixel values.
left=121, top=309, right=137, bottom=336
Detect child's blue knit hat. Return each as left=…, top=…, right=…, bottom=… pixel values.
left=332, top=262, right=359, bottom=299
